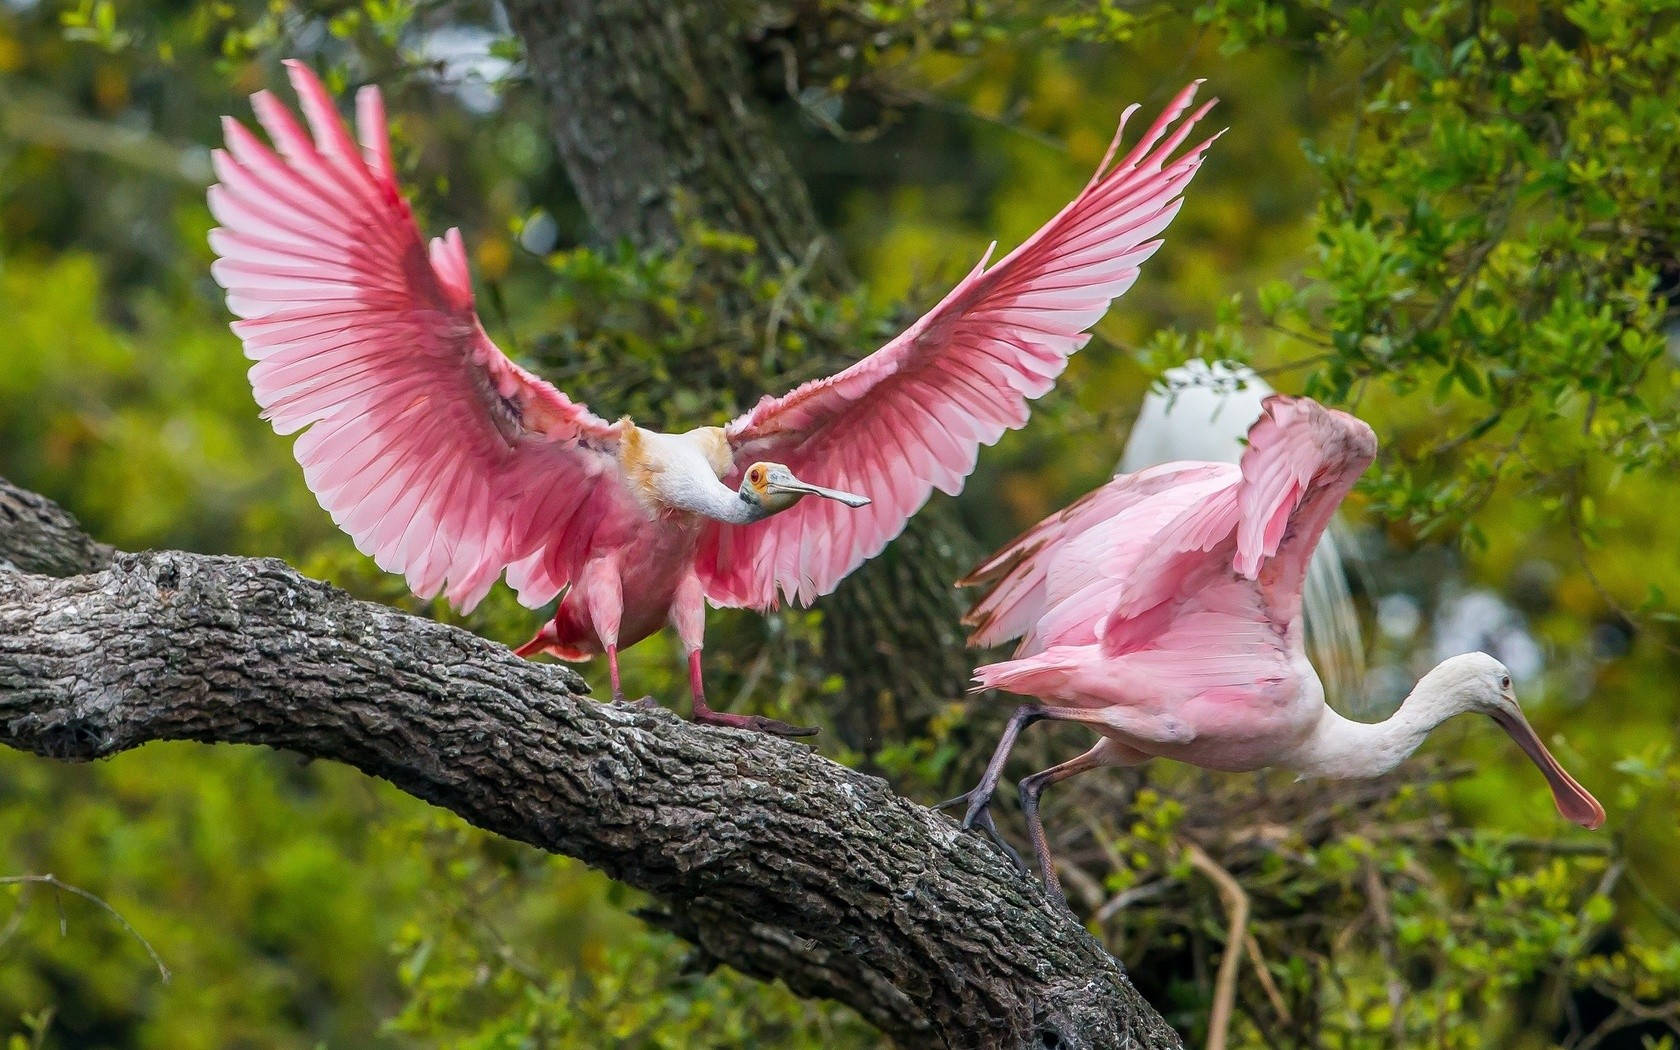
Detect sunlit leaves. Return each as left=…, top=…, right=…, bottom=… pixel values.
left=1167, top=0, right=1680, bottom=558
left=58, top=0, right=132, bottom=51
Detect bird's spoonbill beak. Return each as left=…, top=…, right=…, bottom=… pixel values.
left=1490, top=708, right=1605, bottom=830
left=767, top=476, right=871, bottom=508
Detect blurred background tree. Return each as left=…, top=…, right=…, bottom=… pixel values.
left=3, top=0, right=1679, bottom=1046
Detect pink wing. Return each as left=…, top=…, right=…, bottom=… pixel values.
left=1029, top=466, right=1240, bottom=655
left=1099, top=395, right=1376, bottom=654
left=959, top=461, right=1235, bottom=652
left=209, top=61, right=629, bottom=611
left=695, top=82, right=1221, bottom=609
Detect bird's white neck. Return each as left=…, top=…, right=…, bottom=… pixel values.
left=671, top=474, right=769, bottom=525
left=1283, top=667, right=1478, bottom=779
left=1283, top=703, right=1435, bottom=779
left=627, top=427, right=770, bottom=525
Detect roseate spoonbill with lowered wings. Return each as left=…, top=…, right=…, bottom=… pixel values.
left=1118, top=360, right=1367, bottom=709
left=946, top=396, right=1604, bottom=898
left=206, top=61, right=1221, bottom=735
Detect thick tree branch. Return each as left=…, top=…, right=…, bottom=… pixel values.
left=0, top=482, right=114, bottom=576
left=0, top=479, right=1181, bottom=1050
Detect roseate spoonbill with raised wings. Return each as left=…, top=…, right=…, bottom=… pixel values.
left=1119, top=359, right=1367, bottom=709
left=206, top=61, right=1219, bottom=735
left=946, top=395, right=1604, bottom=898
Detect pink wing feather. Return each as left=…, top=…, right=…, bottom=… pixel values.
left=1099, top=395, right=1376, bottom=654
left=697, top=82, right=1223, bottom=609
left=959, top=461, right=1235, bottom=652
left=209, top=61, right=627, bottom=611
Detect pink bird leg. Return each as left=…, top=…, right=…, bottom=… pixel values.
left=673, top=572, right=814, bottom=735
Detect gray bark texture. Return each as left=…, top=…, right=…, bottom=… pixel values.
left=499, top=0, right=980, bottom=750
left=0, top=478, right=1182, bottom=1050
left=501, top=0, right=830, bottom=276
left=0, top=482, right=116, bottom=577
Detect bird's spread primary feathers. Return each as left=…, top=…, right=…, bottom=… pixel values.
left=699, top=83, right=1223, bottom=608
left=209, top=62, right=627, bottom=612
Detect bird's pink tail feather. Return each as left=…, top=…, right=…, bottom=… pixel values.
left=512, top=603, right=598, bottom=662
left=971, top=652, right=1078, bottom=697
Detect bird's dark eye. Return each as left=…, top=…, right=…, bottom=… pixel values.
left=1500, top=675, right=1511, bottom=690
left=749, top=467, right=763, bottom=484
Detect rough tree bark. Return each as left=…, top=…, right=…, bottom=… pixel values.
left=499, top=0, right=979, bottom=748
left=0, top=483, right=115, bottom=577
left=499, top=0, right=832, bottom=277
left=0, top=479, right=1182, bottom=1050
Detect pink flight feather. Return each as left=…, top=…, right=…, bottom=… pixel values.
left=964, top=396, right=1376, bottom=689
left=209, top=60, right=625, bottom=611
left=698, top=81, right=1224, bottom=609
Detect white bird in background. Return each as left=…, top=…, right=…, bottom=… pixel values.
left=1119, top=360, right=1368, bottom=708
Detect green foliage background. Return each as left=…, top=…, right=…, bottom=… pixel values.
left=3, top=0, right=1679, bottom=1046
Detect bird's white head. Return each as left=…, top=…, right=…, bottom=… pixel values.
left=738, top=462, right=871, bottom=517
left=1418, top=652, right=1605, bottom=830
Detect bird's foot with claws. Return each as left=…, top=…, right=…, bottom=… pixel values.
left=934, top=787, right=1027, bottom=874
left=692, top=705, right=818, bottom=738
left=609, top=693, right=660, bottom=712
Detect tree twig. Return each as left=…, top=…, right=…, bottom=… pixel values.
left=1182, top=843, right=1249, bottom=1050
left=0, top=874, right=171, bottom=983
left=1241, top=932, right=1290, bottom=1026
left=1361, top=859, right=1407, bottom=1046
